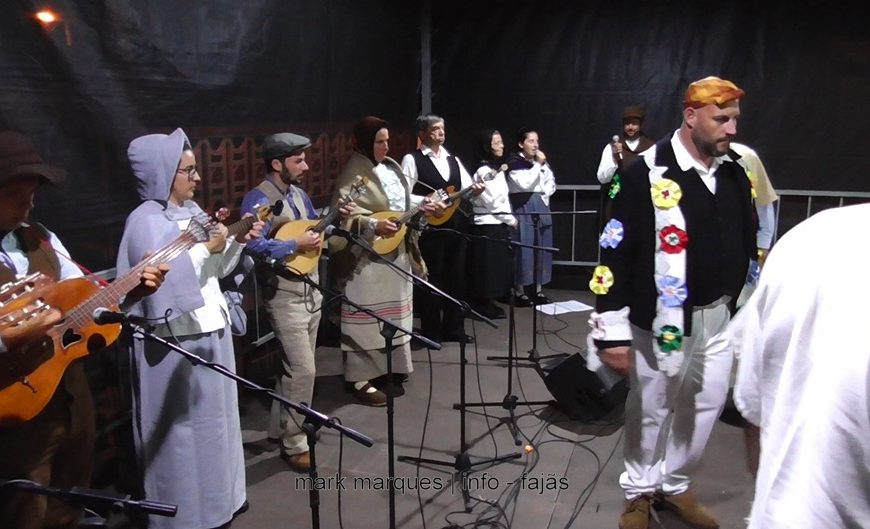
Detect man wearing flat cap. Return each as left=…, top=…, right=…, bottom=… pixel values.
left=596, top=104, right=655, bottom=185
left=241, top=132, right=353, bottom=472
left=0, top=131, right=168, bottom=529
left=587, top=77, right=756, bottom=529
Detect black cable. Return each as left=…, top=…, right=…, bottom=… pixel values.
left=560, top=431, right=623, bottom=529
left=336, top=417, right=346, bottom=529
left=470, top=318, right=500, bottom=458
left=540, top=311, right=584, bottom=352
left=414, top=345, right=436, bottom=529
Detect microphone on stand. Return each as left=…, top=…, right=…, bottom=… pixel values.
left=612, top=135, right=623, bottom=161
left=92, top=307, right=153, bottom=327
left=241, top=247, right=293, bottom=274
left=324, top=225, right=353, bottom=239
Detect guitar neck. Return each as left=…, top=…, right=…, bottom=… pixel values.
left=450, top=169, right=500, bottom=202
left=449, top=186, right=478, bottom=202
left=226, top=216, right=254, bottom=238
left=312, top=183, right=366, bottom=233
left=396, top=203, right=425, bottom=225
left=64, top=232, right=199, bottom=330
left=311, top=209, right=338, bottom=234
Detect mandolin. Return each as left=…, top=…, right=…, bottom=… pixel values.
left=369, top=188, right=449, bottom=255
left=273, top=176, right=368, bottom=275
left=0, top=203, right=276, bottom=425
left=426, top=164, right=507, bottom=226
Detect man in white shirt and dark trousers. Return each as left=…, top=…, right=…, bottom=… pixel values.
left=401, top=114, right=483, bottom=344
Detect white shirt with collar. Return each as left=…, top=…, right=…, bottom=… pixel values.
left=506, top=157, right=557, bottom=206
left=401, top=145, right=474, bottom=206
left=670, top=130, right=726, bottom=194
left=597, top=137, right=644, bottom=184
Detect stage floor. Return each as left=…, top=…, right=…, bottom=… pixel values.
left=233, top=289, right=755, bottom=529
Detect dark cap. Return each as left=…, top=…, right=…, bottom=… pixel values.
left=262, top=132, right=311, bottom=161
left=622, top=105, right=646, bottom=121
left=0, top=131, right=65, bottom=187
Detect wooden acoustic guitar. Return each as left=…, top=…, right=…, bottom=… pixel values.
left=0, top=205, right=275, bottom=425
left=426, top=163, right=507, bottom=226
left=369, top=188, right=449, bottom=255
left=273, top=176, right=368, bottom=275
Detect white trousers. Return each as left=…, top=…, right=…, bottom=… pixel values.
left=620, top=303, right=733, bottom=499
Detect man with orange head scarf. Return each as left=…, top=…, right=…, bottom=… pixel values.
left=587, top=77, right=757, bottom=529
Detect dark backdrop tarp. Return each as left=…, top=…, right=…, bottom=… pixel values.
left=1, top=0, right=420, bottom=270
left=3, top=0, right=870, bottom=272
left=431, top=1, right=870, bottom=191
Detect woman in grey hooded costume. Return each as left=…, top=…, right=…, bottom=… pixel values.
left=116, top=128, right=249, bottom=529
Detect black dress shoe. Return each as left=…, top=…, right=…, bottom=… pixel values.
left=442, top=332, right=474, bottom=344
left=375, top=380, right=405, bottom=397
left=533, top=293, right=552, bottom=305
left=514, top=294, right=534, bottom=307
left=472, top=303, right=506, bottom=320
left=371, top=374, right=406, bottom=397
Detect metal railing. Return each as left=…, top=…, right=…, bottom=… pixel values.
left=550, top=185, right=870, bottom=267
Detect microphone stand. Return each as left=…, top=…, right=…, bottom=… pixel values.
left=490, top=211, right=565, bottom=366
left=433, top=224, right=560, bottom=445
left=485, top=210, right=594, bottom=368
left=276, top=233, right=442, bottom=529
left=118, top=315, right=373, bottom=529
left=0, top=479, right=177, bottom=528
left=387, top=224, right=525, bottom=512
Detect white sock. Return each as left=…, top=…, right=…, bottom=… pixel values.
left=353, top=380, right=377, bottom=393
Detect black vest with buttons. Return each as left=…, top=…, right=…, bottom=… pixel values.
left=410, top=149, right=467, bottom=230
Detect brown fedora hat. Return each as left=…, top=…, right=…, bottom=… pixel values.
left=0, top=131, right=65, bottom=187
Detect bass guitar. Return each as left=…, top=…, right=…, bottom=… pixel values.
left=426, top=164, right=507, bottom=226
left=0, top=204, right=276, bottom=425
left=274, top=176, right=368, bottom=275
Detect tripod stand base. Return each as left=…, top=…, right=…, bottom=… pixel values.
left=457, top=395, right=555, bottom=446
left=486, top=352, right=569, bottom=363
left=397, top=451, right=522, bottom=512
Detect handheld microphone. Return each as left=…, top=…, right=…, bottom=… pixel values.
left=92, top=307, right=152, bottom=327
left=612, top=135, right=623, bottom=160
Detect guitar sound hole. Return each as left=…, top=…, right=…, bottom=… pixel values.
left=60, top=328, right=82, bottom=350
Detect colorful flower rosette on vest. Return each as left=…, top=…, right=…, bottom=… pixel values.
left=648, top=167, right=688, bottom=376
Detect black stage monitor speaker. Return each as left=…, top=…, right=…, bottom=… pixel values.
left=542, top=353, right=628, bottom=422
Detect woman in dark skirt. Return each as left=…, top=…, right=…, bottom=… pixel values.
left=505, top=128, right=556, bottom=306
left=468, top=129, right=517, bottom=319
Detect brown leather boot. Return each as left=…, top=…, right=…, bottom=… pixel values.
left=618, top=495, right=651, bottom=529
left=655, top=490, right=719, bottom=529
left=280, top=451, right=311, bottom=472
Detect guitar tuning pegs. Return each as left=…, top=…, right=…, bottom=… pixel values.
left=215, top=207, right=230, bottom=222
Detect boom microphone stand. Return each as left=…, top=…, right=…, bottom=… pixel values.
left=487, top=210, right=595, bottom=367
left=318, top=227, right=453, bottom=529
left=109, top=313, right=373, bottom=529
left=389, top=223, right=520, bottom=512
left=431, top=224, right=558, bottom=445
left=0, top=479, right=177, bottom=528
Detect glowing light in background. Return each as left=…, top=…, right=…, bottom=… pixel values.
left=34, top=9, right=59, bottom=25
left=33, top=8, right=72, bottom=46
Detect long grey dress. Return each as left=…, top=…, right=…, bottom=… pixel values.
left=117, top=129, right=246, bottom=529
